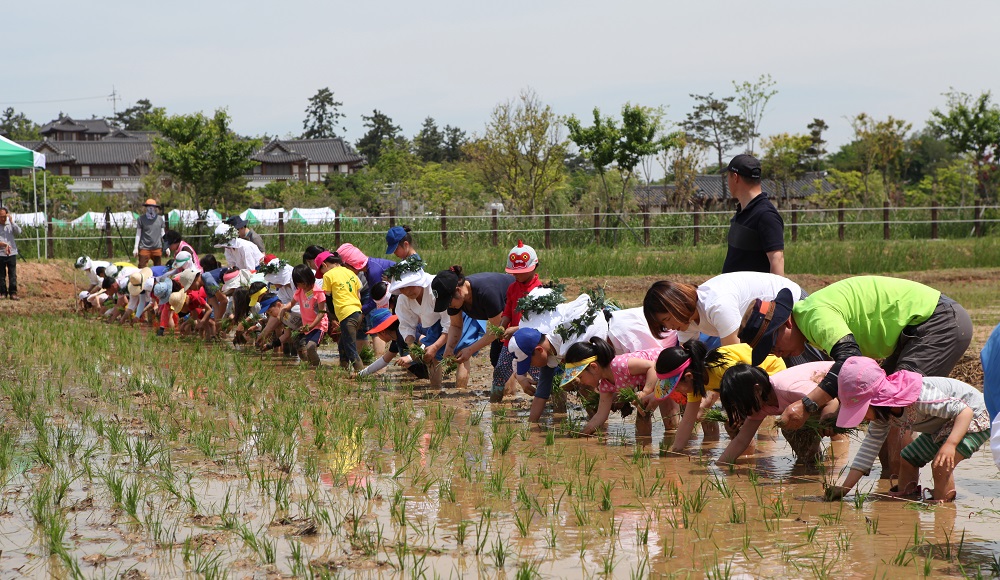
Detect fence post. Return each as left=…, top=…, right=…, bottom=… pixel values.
left=883, top=200, right=890, bottom=240
left=643, top=209, right=651, bottom=246
left=46, top=221, right=54, bottom=259
left=593, top=206, right=601, bottom=245
left=441, top=207, right=448, bottom=250
left=791, top=204, right=798, bottom=243
left=278, top=210, right=286, bottom=252
left=931, top=201, right=939, bottom=239
left=389, top=208, right=396, bottom=229
left=693, top=203, right=701, bottom=246
left=838, top=202, right=845, bottom=242
left=491, top=208, right=498, bottom=247
left=544, top=214, right=552, bottom=249
left=104, top=208, right=113, bottom=259
left=334, top=212, right=341, bottom=247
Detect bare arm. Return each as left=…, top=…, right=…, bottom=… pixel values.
left=767, top=250, right=785, bottom=276
left=582, top=392, right=614, bottom=435
left=717, top=418, right=764, bottom=464
left=443, top=313, right=463, bottom=356
left=671, top=401, right=702, bottom=452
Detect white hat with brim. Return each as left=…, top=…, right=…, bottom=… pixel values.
left=388, top=270, right=433, bottom=294
left=264, top=263, right=293, bottom=286
left=222, top=270, right=251, bottom=293
left=127, top=268, right=152, bottom=297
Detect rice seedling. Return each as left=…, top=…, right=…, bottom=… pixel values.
left=514, top=509, right=533, bottom=537
left=599, top=480, right=614, bottom=511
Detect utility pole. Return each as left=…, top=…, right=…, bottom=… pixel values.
left=108, top=86, right=120, bottom=116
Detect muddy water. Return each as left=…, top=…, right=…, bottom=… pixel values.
left=1, top=321, right=998, bottom=579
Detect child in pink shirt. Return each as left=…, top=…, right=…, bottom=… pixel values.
left=717, top=361, right=834, bottom=464
left=279, top=264, right=327, bottom=366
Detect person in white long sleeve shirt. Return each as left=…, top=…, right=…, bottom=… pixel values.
left=0, top=208, right=21, bottom=300
left=390, top=268, right=450, bottom=389
left=211, top=224, right=263, bottom=271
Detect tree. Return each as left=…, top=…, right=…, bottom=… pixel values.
left=659, top=132, right=705, bottom=207
left=356, top=110, right=402, bottom=166
left=301, top=87, right=346, bottom=139
left=909, top=157, right=976, bottom=206
left=733, top=74, right=778, bottom=155
left=851, top=113, right=911, bottom=203
left=760, top=133, right=812, bottom=200
left=809, top=169, right=883, bottom=208
left=0, top=108, right=39, bottom=141
left=150, top=109, right=261, bottom=212
left=414, top=117, right=444, bottom=163
left=10, top=171, right=74, bottom=218
left=112, top=99, right=161, bottom=130
left=409, top=162, right=484, bottom=213
left=803, top=118, right=829, bottom=171
left=443, top=125, right=467, bottom=162
left=465, top=89, right=567, bottom=214
left=567, top=103, right=674, bottom=240
left=928, top=90, right=1000, bottom=202
left=681, top=93, right=749, bottom=197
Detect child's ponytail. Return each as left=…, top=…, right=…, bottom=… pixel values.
left=564, top=336, right=616, bottom=368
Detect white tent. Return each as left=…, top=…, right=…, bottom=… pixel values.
left=71, top=211, right=138, bottom=229
left=11, top=212, right=47, bottom=227
left=240, top=207, right=286, bottom=226
left=168, top=209, right=223, bottom=227
left=289, top=207, right=336, bottom=225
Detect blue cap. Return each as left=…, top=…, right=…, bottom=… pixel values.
left=153, top=279, right=172, bottom=302
left=385, top=226, right=407, bottom=254
left=509, top=328, right=543, bottom=376
left=367, top=308, right=397, bottom=335
left=257, top=295, right=281, bottom=314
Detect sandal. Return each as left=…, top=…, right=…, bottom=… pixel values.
left=922, top=488, right=956, bottom=504
left=886, top=478, right=923, bottom=500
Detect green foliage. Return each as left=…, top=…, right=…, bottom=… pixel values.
left=111, top=99, right=161, bottom=131
left=732, top=74, right=778, bottom=155
left=928, top=90, right=1000, bottom=201
left=9, top=171, right=76, bottom=218
left=356, top=109, right=402, bottom=165
left=301, top=87, right=345, bottom=139
left=803, top=118, right=829, bottom=171
left=850, top=113, right=911, bottom=202
left=465, top=88, right=567, bottom=214
left=414, top=117, right=445, bottom=163
left=681, top=92, right=749, bottom=178
left=409, top=162, right=484, bottom=213
left=0, top=107, right=40, bottom=141
left=809, top=168, right=883, bottom=207
left=151, top=109, right=261, bottom=213
left=761, top=133, right=813, bottom=200
left=908, top=157, right=977, bottom=206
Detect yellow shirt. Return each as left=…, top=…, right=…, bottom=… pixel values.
left=689, top=343, right=787, bottom=403
left=322, top=266, right=362, bottom=321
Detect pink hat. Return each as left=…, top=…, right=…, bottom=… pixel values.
left=314, top=251, right=333, bottom=271
left=336, top=243, right=368, bottom=270
left=836, top=356, right=923, bottom=428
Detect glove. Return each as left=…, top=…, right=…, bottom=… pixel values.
left=165, top=248, right=171, bottom=257
left=133, top=249, right=139, bottom=257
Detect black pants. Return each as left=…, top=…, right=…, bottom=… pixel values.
left=0, top=255, right=16, bottom=296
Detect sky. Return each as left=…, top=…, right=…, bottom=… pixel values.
left=5, top=0, right=1000, bottom=164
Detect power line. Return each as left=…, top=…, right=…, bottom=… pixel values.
left=0, top=94, right=112, bottom=106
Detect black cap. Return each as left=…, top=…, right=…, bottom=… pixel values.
left=738, top=287, right=794, bottom=366
left=726, top=154, right=762, bottom=179
left=431, top=270, right=459, bottom=312
left=226, top=215, right=248, bottom=229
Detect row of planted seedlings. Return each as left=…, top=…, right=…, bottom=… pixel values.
left=0, top=315, right=996, bottom=577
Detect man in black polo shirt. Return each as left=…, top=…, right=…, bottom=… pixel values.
left=721, top=154, right=785, bottom=275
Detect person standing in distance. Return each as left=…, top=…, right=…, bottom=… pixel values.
left=0, top=208, right=21, bottom=300
left=722, top=154, right=784, bottom=276
left=134, top=199, right=166, bottom=268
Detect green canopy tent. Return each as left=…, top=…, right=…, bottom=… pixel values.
left=0, top=135, right=47, bottom=257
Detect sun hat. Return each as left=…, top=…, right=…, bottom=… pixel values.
left=75, top=256, right=91, bottom=270
left=249, top=285, right=268, bottom=307
left=313, top=251, right=334, bottom=271
left=222, top=269, right=249, bottom=292
left=836, top=357, right=923, bottom=428
left=105, top=264, right=119, bottom=278
left=559, top=356, right=597, bottom=389
left=173, top=250, right=193, bottom=268
left=336, top=243, right=369, bottom=270
left=153, top=279, right=173, bottom=302
left=128, top=268, right=152, bottom=297
left=178, top=269, right=198, bottom=291
left=262, top=261, right=292, bottom=286
left=257, top=294, right=281, bottom=314
left=431, top=269, right=460, bottom=312
left=143, top=198, right=158, bottom=207
left=738, top=288, right=795, bottom=366
left=366, top=308, right=397, bottom=335
left=653, top=358, right=692, bottom=401
left=168, top=290, right=187, bottom=313
left=726, top=154, right=762, bottom=179
left=387, top=269, right=432, bottom=294
left=226, top=215, right=248, bottom=230
left=509, top=328, right=544, bottom=376
left=211, top=224, right=239, bottom=248
left=385, top=226, right=408, bottom=254
left=505, top=240, right=539, bottom=274
left=262, top=253, right=277, bottom=265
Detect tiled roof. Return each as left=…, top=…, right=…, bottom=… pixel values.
left=39, top=116, right=112, bottom=135
left=23, top=139, right=152, bottom=165
left=635, top=172, right=835, bottom=206
left=252, top=138, right=365, bottom=166
left=103, top=129, right=156, bottom=141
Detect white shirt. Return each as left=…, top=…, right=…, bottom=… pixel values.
left=87, top=261, right=111, bottom=286
left=223, top=238, right=264, bottom=271
left=395, top=282, right=450, bottom=341
left=678, top=272, right=803, bottom=342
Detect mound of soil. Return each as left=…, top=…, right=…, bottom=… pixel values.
left=0, top=259, right=78, bottom=315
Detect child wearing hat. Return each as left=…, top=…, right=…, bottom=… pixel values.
left=385, top=225, right=420, bottom=262
left=135, top=199, right=165, bottom=268
left=212, top=224, right=264, bottom=271
left=315, top=251, right=364, bottom=371
left=225, top=216, right=265, bottom=253
left=358, top=308, right=430, bottom=380
left=162, top=230, right=200, bottom=270
left=824, top=357, right=989, bottom=504
left=490, top=240, right=543, bottom=402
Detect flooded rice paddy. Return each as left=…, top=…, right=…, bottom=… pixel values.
left=0, top=315, right=998, bottom=578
